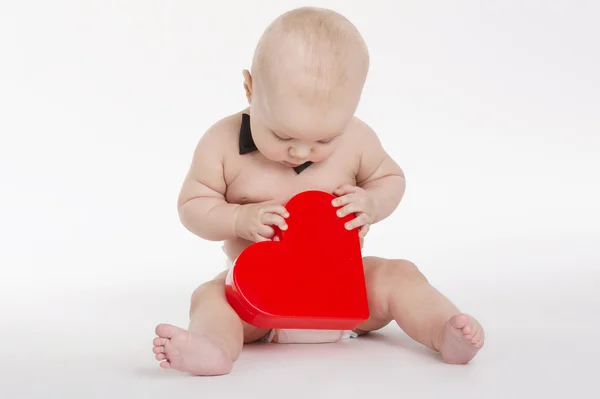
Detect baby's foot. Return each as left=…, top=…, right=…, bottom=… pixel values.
left=438, top=314, right=484, bottom=364
left=152, top=324, right=232, bottom=376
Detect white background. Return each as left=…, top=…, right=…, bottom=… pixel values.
left=1, top=1, right=599, bottom=398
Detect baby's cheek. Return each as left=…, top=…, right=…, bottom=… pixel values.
left=257, top=140, right=286, bottom=161
left=313, top=147, right=336, bottom=162
left=276, top=144, right=290, bottom=160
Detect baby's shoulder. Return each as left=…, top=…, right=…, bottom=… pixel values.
left=196, top=110, right=245, bottom=154
left=348, top=116, right=378, bottom=137
left=342, top=116, right=381, bottom=151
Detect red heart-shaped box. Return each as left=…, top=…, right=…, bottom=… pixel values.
left=225, top=190, right=370, bottom=330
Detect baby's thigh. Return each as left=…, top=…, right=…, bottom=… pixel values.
left=353, top=256, right=394, bottom=333
left=207, top=269, right=271, bottom=343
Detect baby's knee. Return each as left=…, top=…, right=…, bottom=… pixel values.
left=391, top=259, right=423, bottom=277
left=190, top=277, right=227, bottom=304
left=366, top=257, right=426, bottom=287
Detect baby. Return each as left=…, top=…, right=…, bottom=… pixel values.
left=152, top=7, right=484, bottom=375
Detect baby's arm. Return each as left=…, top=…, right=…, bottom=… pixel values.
left=177, top=120, right=288, bottom=243
left=353, top=120, right=406, bottom=224
left=177, top=123, right=240, bottom=241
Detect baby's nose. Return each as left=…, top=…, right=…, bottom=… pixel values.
left=289, top=144, right=311, bottom=159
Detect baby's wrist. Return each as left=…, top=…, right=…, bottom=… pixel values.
left=364, top=190, right=380, bottom=223
left=232, top=204, right=244, bottom=239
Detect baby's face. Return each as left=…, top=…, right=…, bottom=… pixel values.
left=243, top=7, right=369, bottom=168
left=247, top=79, right=360, bottom=168
left=249, top=104, right=349, bottom=167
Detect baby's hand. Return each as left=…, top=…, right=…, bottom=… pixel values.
left=332, top=184, right=375, bottom=238
left=234, top=201, right=289, bottom=242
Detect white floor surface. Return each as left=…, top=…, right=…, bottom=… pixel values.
left=2, top=236, right=599, bottom=399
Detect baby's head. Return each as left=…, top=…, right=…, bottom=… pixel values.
left=243, top=7, right=369, bottom=167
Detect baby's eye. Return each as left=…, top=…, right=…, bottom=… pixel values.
left=272, top=131, right=291, bottom=141
left=317, top=138, right=334, bottom=144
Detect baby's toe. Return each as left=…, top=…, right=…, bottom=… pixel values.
left=154, top=337, right=168, bottom=347
left=462, top=324, right=472, bottom=336
left=474, top=328, right=485, bottom=348
left=156, top=353, right=167, bottom=361
left=464, top=323, right=479, bottom=340
left=450, top=314, right=470, bottom=330
left=153, top=346, right=165, bottom=355
left=159, top=360, right=171, bottom=369
left=155, top=323, right=176, bottom=338
left=476, top=338, right=485, bottom=349
left=469, top=325, right=481, bottom=342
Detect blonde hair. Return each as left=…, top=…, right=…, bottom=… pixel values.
left=251, top=7, right=369, bottom=104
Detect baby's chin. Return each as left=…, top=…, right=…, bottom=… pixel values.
left=281, top=161, right=303, bottom=168
left=259, top=151, right=307, bottom=167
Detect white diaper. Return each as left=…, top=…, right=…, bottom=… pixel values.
left=223, top=249, right=357, bottom=344
left=261, top=328, right=357, bottom=344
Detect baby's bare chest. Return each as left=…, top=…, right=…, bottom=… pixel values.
left=225, top=155, right=357, bottom=205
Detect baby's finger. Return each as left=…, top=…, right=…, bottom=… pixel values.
left=333, top=184, right=358, bottom=197
left=255, top=224, right=275, bottom=241
left=331, top=193, right=354, bottom=208
left=359, top=224, right=370, bottom=238
left=263, top=204, right=290, bottom=218
left=344, top=213, right=370, bottom=230
left=261, top=213, right=288, bottom=230
left=253, top=234, right=271, bottom=242
left=335, top=202, right=361, bottom=218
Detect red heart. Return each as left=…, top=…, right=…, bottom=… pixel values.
left=225, top=190, right=370, bottom=330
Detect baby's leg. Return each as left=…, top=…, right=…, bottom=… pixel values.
left=355, top=257, right=484, bottom=364
left=152, top=270, right=270, bottom=375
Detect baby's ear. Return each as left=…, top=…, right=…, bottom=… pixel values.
left=242, top=69, right=252, bottom=103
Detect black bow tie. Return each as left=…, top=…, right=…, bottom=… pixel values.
left=239, top=113, right=313, bottom=174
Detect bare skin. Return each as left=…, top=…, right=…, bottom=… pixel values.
left=152, top=7, right=484, bottom=375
